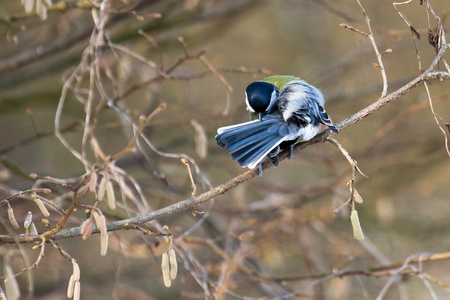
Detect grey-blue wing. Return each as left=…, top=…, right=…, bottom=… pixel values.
left=318, top=105, right=339, bottom=133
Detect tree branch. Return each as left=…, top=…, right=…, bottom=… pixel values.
left=1, top=62, right=449, bottom=245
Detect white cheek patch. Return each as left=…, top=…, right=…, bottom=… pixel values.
left=245, top=92, right=254, bottom=112
left=266, top=89, right=278, bottom=113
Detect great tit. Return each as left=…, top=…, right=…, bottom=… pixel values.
left=216, top=79, right=338, bottom=176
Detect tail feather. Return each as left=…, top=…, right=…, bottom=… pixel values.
left=232, top=136, right=285, bottom=169
left=231, top=137, right=272, bottom=162
left=216, top=117, right=287, bottom=169
left=225, top=126, right=272, bottom=153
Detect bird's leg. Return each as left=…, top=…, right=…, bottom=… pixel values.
left=258, top=162, right=263, bottom=178
left=289, top=143, right=295, bottom=159
left=258, top=112, right=262, bottom=122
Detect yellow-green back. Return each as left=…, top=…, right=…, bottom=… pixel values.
left=263, top=75, right=304, bottom=89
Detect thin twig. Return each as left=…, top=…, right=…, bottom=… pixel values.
left=355, top=0, right=388, bottom=96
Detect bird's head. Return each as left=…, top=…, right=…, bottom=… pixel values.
left=245, top=81, right=279, bottom=116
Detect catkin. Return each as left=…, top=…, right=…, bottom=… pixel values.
left=92, top=211, right=107, bottom=235
left=72, top=260, right=80, bottom=281
left=4, top=264, right=20, bottom=300
left=100, top=233, right=108, bottom=256
left=161, top=252, right=171, bottom=287
left=191, top=119, right=208, bottom=159
left=29, top=222, right=38, bottom=235
left=353, top=188, right=364, bottom=204
left=89, top=169, right=98, bottom=193
left=106, top=181, right=116, bottom=209
left=24, top=211, right=32, bottom=229
left=97, top=175, right=108, bottom=201
left=81, top=219, right=94, bottom=240
left=168, top=249, right=177, bottom=280
left=80, top=219, right=90, bottom=235
left=7, top=204, right=20, bottom=229
left=67, top=274, right=74, bottom=298
left=33, top=197, right=50, bottom=217
left=73, top=281, right=80, bottom=300
left=350, top=210, right=364, bottom=240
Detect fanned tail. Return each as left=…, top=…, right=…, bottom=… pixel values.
left=216, top=118, right=286, bottom=169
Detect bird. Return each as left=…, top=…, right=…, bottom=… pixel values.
left=216, top=78, right=339, bottom=177
left=243, top=76, right=303, bottom=169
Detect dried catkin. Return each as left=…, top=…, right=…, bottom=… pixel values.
left=24, top=211, right=32, bottom=229
left=353, top=188, right=364, bottom=203
left=73, top=281, right=80, bottom=300
left=4, top=263, right=20, bottom=300
left=97, top=175, right=108, bottom=201
left=89, top=169, right=98, bottom=193
left=350, top=210, right=364, bottom=240
left=168, top=249, right=177, bottom=280
left=33, top=197, right=50, bottom=217
left=29, top=222, right=38, bottom=235
left=106, top=181, right=116, bottom=209
left=7, top=204, right=20, bottom=229
left=161, top=252, right=171, bottom=287
left=67, top=274, right=74, bottom=298
left=72, top=260, right=80, bottom=281
left=92, top=211, right=107, bottom=235
left=100, top=233, right=108, bottom=256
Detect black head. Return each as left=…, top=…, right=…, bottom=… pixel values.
left=245, top=81, right=279, bottom=114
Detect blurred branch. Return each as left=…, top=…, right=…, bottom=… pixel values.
left=0, top=48, right=449, bottom=245
left=312, top=0, right=360, bottom=23
left=0, top=121, right=80, bottom=156
left=170, top=236, right=450, bottom=284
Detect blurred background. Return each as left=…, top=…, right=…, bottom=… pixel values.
left=0, top=0, right=450, bottom=299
